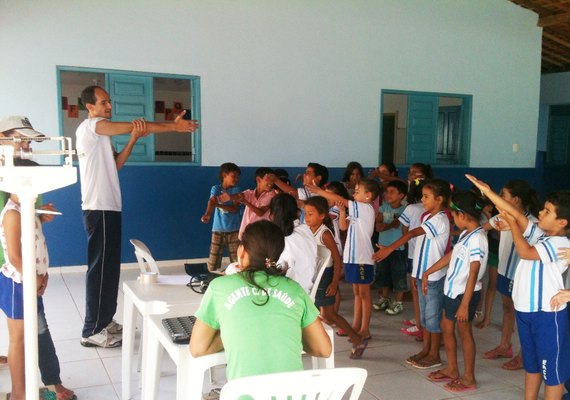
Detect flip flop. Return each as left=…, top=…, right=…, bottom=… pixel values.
left=411, top=359, right=442, bottom=370
left=444, top=378, right=477, bottom=393
left=348, top=335, right=372, bottom=343
left=405, top=353, right=424, bottom=365
left=483, top=346, right=513, bottom=359
left=502, top=354, right=523, bottom=370
left=427, top=369, right=458, bottom=382
left=349, top=339, right=369, bottom=360
left=336, top=328, right=348, bottom=337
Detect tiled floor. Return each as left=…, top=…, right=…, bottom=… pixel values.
left=0, top=265, right=537, bottom=400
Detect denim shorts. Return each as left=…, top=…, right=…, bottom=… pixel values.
left=374, top=250, right=408, bottom=292
left=497, top=274, right=514, bottom=298
left=417, top=277, right=444, bottom=333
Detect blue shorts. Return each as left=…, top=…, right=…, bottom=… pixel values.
left=516, top=310, right=570, bottom=386
left=443, top=291, right=481, bottom=322
left=374, top=250, right=408, bottom=292
left=0, top=272, right=40, bottom=320
left=497, top=274, right=514, bottom=298
left=314, top=267, right=336, bottom=307
left=417, top=277, right=444, bottom=333
left=344, top=263, right=374, bottom=284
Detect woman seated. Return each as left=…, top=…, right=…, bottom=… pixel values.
left=190, top=220, right=331, bottom=381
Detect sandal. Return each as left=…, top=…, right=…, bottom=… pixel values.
left=349, top=339, right=369, bottom=360
left=55, top=388, right=77, bottom=400
left=411, top=359, right=442, bottom=370
left=336, top=328, right=348, bottom=337
left=443, top=378, right=476, bottom=393
left=427, top=369, right=458, bottom=382
left=502, top=354, right=523, bottom=370
left=483, top=345, right=513, bottom=359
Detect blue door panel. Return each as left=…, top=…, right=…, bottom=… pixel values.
left=407, top=95, right=438, bottom=164
left=107, top=74, right=154, bottom=162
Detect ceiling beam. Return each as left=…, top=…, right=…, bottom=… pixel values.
left=539, top=11, right=570, bottom=27
left=542, top=54, right=564, bottom=67
left=543, top=31, right=570, bottom=49
left=542, top=47, right=570, bottom=64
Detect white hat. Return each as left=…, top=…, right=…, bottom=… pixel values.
left=0, top=116, right=46, bottom=138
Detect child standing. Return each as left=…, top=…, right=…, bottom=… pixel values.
left=467, top=175, right=570, bottom=400
left=201, top=162, right=242, bottom=271
left=373, top=180, right=408, bottom=316
left=233, top=167, right=276, bottom=240
left=304, top=196, right=368, bottom=359
left=398, top=178, right=426, bottom=339
left=309, top=179, right=380, bottom=340
left=481, top=180, right=540, bottom=371
left=0, top=193, right=75, bottom=400
left=422, top=191, right=488, bottom=392
left=374, top=179, right=451, bottom=369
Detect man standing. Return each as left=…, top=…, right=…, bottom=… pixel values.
left=77, top=86, right=198, bottom=347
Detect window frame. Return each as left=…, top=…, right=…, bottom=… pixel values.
left=380, top=89, right=473, bottom=168
left=56, top=65, right=202, bottom=166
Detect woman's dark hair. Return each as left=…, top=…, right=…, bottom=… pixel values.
left=503, top=179, right=541, bottom=217
left=239, top=220, right=286, bottom=305
left=326, top=181, right=350, bottom=199
left=410, top=163, right=433, bottom=179
left=423, top=179, right=451, bottom=206
left=269, top=193, right=298, bottom=236
left=341, top=161, right=365, bottom=183
left=304, top=196, right=334, bottom=234
left=407, top=178, right=426, bottom=204
left=450, top=191, right=483, bottom=221
left=380, top=162, right=398, bottom=176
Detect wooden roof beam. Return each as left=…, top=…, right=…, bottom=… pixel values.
left=543, top=31, right=570, bottom=49
left=539, top=11, right=570, bottom=27
left=542, top=54, right=564, bottom=67
left=542, top=47, right=570, bottom=64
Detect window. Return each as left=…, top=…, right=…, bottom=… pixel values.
left=57, top=66, right=201, bottom=164
left=547, top=105, right=570, bottom=165
left=381, top=90, right=472, bottom=166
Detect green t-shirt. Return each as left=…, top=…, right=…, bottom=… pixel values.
left=195, top=271, right=319, bottom=381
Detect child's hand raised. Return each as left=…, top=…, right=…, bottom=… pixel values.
left=498, top=210, right=516, bottom=227
left=306, top=184, right=323, bottom=195
left=465, top=174, right=491, bottom=195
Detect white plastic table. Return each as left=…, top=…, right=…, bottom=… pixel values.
left=121, top=277, right=203, bottom=400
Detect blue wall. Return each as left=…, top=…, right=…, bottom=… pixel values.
left=42, top=160, right=570, bottom=267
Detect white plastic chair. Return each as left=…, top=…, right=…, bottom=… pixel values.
left=130, top=238, right=161, bottom=275
left=310, top=245, right=332, bottom=301
left=219, top=367, right=368, bottom=400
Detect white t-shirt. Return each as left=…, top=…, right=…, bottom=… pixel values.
left=399, top=203, right=424, bottom=259
left=444, top=227, right=488, bottom=299
left=490, top=213, right=538, bottom=280
left=344, top=201, right=375, bottom=265
left=278, top=221, right=317, bottom=293
left=328, top=206, right=343, bottom=255
left=512, top=221, right=569, bottom=312
left=412, top=211, right=450, bottom=281
left=76, top=117, right=122, bottom=211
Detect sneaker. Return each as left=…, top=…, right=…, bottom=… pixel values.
left=106, top=320, right=123, bottom=335
left=385, top=301, right=404, bottom=315
left=80, top=328, right=122, bottom=348
left=372, top=297, right=390, bottom=311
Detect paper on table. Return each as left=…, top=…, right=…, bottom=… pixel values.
left=156, top=274, right=189, bottom=285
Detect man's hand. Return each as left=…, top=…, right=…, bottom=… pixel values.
left=173, top=110, right=199, bottom=132
left=38, top=203, right=57, bottom=223
left=131, top=118, right=148, bottom=139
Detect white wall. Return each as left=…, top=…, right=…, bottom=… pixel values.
left=0, top=0, right=542, bottom=168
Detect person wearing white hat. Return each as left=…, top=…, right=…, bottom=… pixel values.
left=77, top=86, right=199, bottom=348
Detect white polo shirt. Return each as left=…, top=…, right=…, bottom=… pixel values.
left=412, top=211, right=450, bottom=281
left=344, top=200, right=375, bottom=265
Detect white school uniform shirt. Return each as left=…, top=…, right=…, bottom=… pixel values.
left=313, top=224, right=334, bottom=270
left=444, top=227, right=488, bottom=299
left=344, top=201, right=375, bottom=265
left=399, top=203, right=424, bottom=259
left=329, top=206, right=343, bottom=254
left=512, top=221, right=569, bottom=312
left=412, top=211, right=450, bottom=281
left=490, top=213, right=538, bottom=280
left=278, top=220, right=318, bottom=293
left=76, top=117, right=122, bottom=211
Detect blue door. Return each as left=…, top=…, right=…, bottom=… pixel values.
left=107, top=74, right=154, bottom=162
left=548, top=116, right=569, bottom=165
left=407, top=95, right=438, bottom=164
